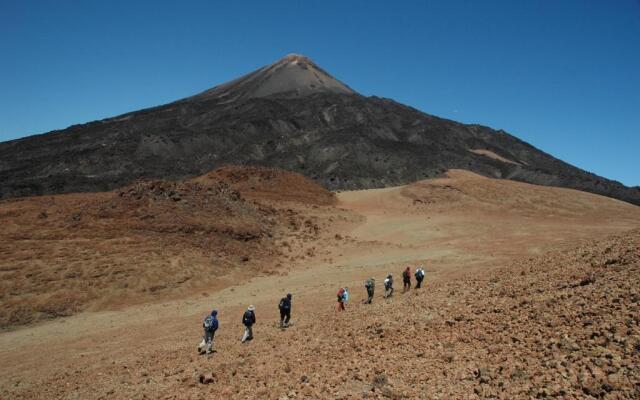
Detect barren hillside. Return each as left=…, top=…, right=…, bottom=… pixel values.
left=0, top=166, right=335, bottom=329
left=1, top=170, right=639, bottom=399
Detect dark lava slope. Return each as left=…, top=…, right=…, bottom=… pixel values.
left=1, top=54, right=638, bottom=205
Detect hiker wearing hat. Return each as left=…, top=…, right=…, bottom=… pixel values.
left=402, top=267, right=412, bottom=292
left=241, top=305, right=256, bottom=343
left=279, top=293, right=292, bottom=328
left=364, top=278, right=375, bottom=304
left=198, top=310, right=219, bottom=354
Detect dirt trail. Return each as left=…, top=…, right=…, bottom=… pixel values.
left=2, top=171, right=640, bottom=399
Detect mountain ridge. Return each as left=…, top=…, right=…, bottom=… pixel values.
left=1, top=54, right=639, bottom=206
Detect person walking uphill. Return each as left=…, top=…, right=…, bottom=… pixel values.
left=384, top=275, right=394, bottom=298
left=415, top=267, right=425, bottom=288
left=241, top=305, right=256, bottom=343
left=198, top=310, right=219, bottom=354
left=402, top=267, right=412, bottom=292
left=336, top=287, right=348, bottom=312
left=279, top=293, right=292, bottom=328
left=364, top=278, right=375, bottom=304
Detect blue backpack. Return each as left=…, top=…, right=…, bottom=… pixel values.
left=204, top=315, right=218, bottom=332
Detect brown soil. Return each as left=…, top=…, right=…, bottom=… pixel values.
left=0, top=166, right=334, bottom=329
left=192, top=165, right=336, bottom=206
left=1, top=169, right=639, bottom=399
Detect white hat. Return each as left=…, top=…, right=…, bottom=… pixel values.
left=248, top=305, right=255, bottom=311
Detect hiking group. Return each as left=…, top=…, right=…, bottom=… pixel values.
left=337, top=265, right=426, bottom=311
left=196, top=304, right=257, bottom=354
left=196, top=295, right=293, bottom=354
left=198, top=266, right=425, bottom=353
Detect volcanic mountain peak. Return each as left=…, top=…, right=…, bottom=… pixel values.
left=194, top=53, right=356, bottom=101
left=278, top=53, right=315, bottom=64
left=2, top=55, right=639, bottom=206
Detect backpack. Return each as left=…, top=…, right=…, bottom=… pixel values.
left=384, top=278, right=392, bottom=289
left=203, top=315, right=217, bottom=332
left=279, top=297, right=290, bottom=310
left=403, top=270, right=409, bottom=280
left=337, top=288, right=345, bottom=301
left=415, top=268, right=424, bottom=279
left=365, top=279, right=374, bottom=289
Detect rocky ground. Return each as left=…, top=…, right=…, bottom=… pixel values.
left=1, top=169, right=639, bottom=399
left=190, top=229, right=640, bottom=399
left=3, top=228, right=638, bottom=399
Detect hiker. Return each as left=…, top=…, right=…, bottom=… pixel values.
left=364, top=278, right=375, bottom=304
left=241, top=305, right=256, bottom=343
left=384, top=274, right=394, bottom=298
left=198, top=309, right=219, bottom=354
left=415, top=267, right=425, bottom=288
left=279, top=293, right=292, bottom=328
left=402, top=267, right=412, bottom=292
left=336, top=287, right=346, bottom=311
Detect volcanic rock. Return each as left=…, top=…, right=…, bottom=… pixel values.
left=1, top=54, right=638, bottom=205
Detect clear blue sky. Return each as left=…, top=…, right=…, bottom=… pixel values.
left=1, top=1, right=639, bottom=186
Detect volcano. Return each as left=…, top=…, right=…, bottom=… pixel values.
left=1, top=54, right=638, bottom=205
left=193, top=53, right=355, bottom=101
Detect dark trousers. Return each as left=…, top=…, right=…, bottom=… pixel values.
left=280, top=308, right=291, bottom=326
left=403, top=278, right=411, bottom=291
left=416, top=277, right=424, bottom=288
left=366, top=287, right=374, bottom=304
